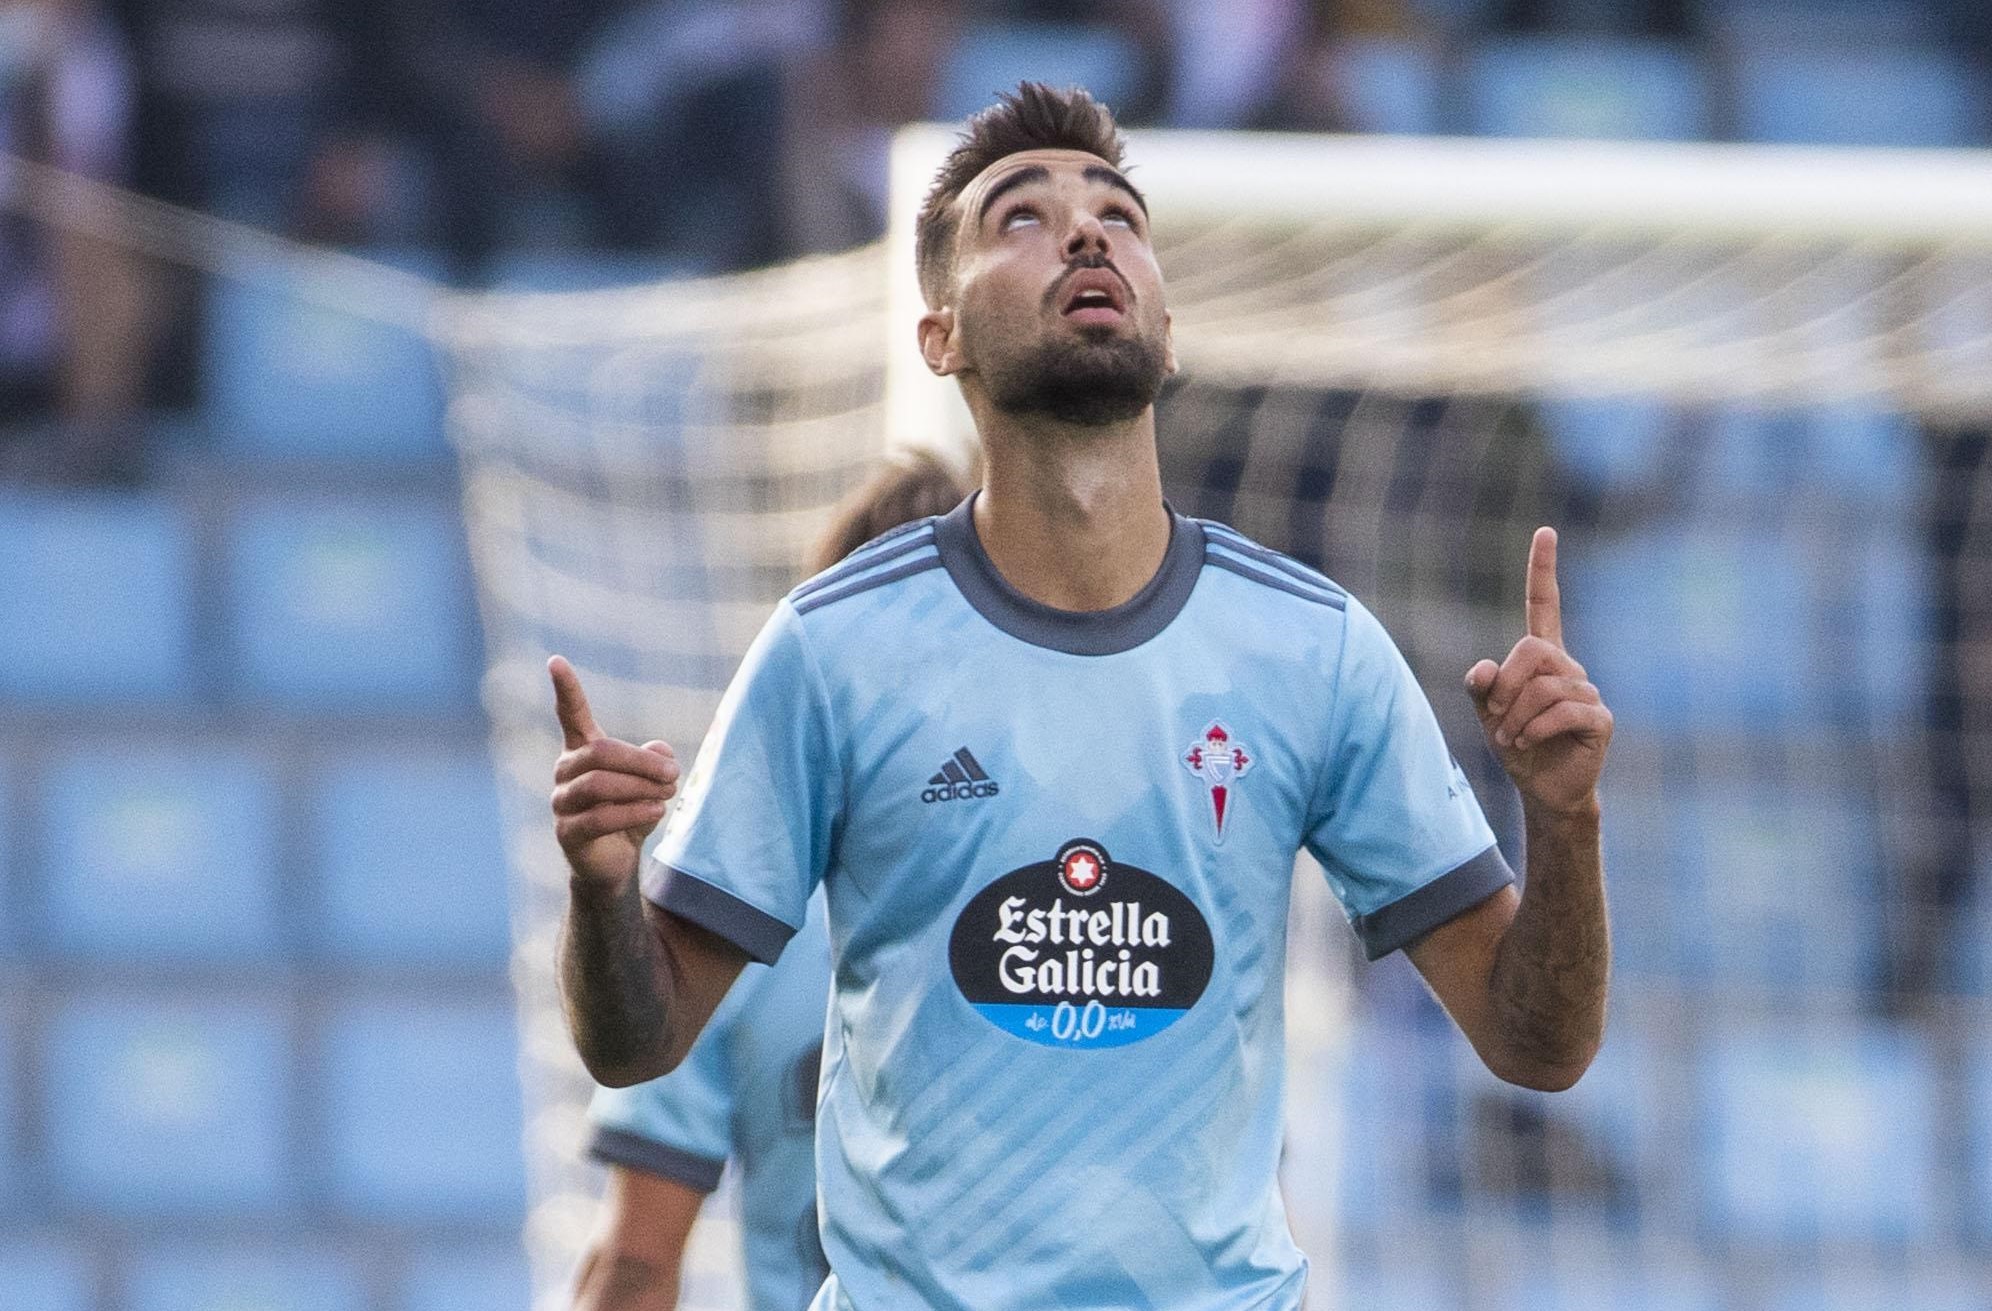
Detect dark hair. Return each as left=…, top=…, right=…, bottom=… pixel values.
left=807, top=451, right=970, bottom=573
left=914, top=81, right=1128, bottom=308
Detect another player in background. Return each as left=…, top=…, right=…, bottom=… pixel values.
left=551, top=83, right=1612, bottom=1310
left=572, top=454, right=969, bottom=1311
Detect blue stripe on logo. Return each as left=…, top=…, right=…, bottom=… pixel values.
left=972, top=1002, right=1188, bottom=1049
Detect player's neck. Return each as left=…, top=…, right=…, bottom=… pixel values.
left=972, top=412, right=1170, bottom=614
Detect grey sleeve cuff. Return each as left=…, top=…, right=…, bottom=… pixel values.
left=587, top=1126, right=726, bottom=1193
left=650, top=865, right=798, bottom=965
left=1351, top=845, right=1515, bottom=961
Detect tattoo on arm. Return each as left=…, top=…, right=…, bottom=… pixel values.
left=559, top=874, right=676, bottom=1087
left=574, top=1249, right=679, bottom=1311
left=599, top=1253, right=675, bottom=1311
left=1487, top=804, right=1610, bottom=1082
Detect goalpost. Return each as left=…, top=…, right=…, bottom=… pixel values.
left=440, top=127, right=1992, bottom=1308
left=886, top=125, right=1992, bottom=453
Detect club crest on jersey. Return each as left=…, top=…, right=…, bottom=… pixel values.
left=1183, top=722, right=1252, bottom=842
left=949, top=839, right=1215, bottom=1050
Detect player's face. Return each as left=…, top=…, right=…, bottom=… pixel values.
left=936, top=148, right=1176, bottom=426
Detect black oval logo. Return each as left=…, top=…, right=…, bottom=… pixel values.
left=948, top=840, right=1214, bottom=1049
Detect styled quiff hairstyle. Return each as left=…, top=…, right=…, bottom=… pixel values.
left=914, top=82, right=1128, bottom=309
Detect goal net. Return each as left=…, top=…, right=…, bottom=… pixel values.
left=438, top=247, right=894, bottom=1310
left=441, top=127, right=1992, bottom=1308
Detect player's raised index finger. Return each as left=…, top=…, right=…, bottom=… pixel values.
left=1526, top=526, right=1563, bottom=648
left=548, top=655, right=603, bottom=749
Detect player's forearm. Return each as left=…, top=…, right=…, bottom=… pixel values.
left=573, top=1166, right=703, bottom=1311
left=572, top=1245, right=680, bottom=1311
left=560, top=872, right=679, bottom=1087
left=1485, top=797, right=1609, bottom=1091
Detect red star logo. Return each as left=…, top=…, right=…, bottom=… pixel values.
left=1063, top=850, right=1100, bottom=891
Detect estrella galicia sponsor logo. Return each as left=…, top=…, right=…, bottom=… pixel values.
left=922, top=747, right=1000, bottom=803
left=948, top=839, right=1214, bottom=1049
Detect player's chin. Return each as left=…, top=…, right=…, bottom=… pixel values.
left=1067, top=326, right=1127, bottom=352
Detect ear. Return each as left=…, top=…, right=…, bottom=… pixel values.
left=918, top=307, right=962, bottom=378
left=1162, top=309, right=1179, bottom=377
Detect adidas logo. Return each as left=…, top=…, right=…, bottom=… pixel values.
left=921, top=748, right=1001, bottom=803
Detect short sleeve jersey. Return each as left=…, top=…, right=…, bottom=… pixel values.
left=645, top=495, right=1511, bottom=1311
left=588, top=890, right=832, bottom=1311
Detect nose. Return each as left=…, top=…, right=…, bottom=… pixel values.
left=1064, top=211, right=1110, bottom=261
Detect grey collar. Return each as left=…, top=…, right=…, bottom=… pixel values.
left=934, top=491, right=1205, bottom=656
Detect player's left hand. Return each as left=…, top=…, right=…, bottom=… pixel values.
left=1464, top=527, right=1612, bottom=817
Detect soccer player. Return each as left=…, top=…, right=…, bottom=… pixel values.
left=572, top=454, right=969, bottom=1311
left=549, top=83, right=1612, bottom=1310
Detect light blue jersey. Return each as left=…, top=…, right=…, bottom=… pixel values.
left=589, top=890, right=831, bottom=1311
left=645, top=495, right=1511, bottom=1311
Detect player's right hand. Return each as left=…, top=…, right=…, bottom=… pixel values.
left=549, top=655, right=679, bottom=888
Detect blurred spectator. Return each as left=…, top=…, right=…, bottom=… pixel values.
left=1162, top=0, right=1304, bottom=129
left=386, top=0, right=821, bottom=276
left=782, top=0, right=961, bottom=253
left=576, top=0, right=823, bottom=269
left=1891, top=427, right=1992, bottom=1005
left=1946, top=1, right=1992, bottom=53
left=0, top=0, right=151, bottom=482
left=1252, top=0, right=1433, bottom=132
left=317, top=0, right=609, bottom=273
left=968, top=0, right=1174, bottom=125
left=1491, top=0, right=1694, bottom=37
left=105, top=0, right=409, bottom=420
left=783, top=0, right=1174, bottom=256
left=108, top=0, right=400, bottom=231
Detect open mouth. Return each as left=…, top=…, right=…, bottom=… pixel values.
left=1059, top=269, right=1128, bottom=325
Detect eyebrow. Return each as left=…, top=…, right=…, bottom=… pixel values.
left=976, top=165, right=1049, bottom=226
left=1085, top=165, right=1149, bottom=216
left=975, top=163, right=1151, bottom=228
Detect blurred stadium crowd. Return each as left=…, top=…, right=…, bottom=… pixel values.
left=3, top=0, right=1992, bottom=1308
left=7, top=0, right=1992, bottom=481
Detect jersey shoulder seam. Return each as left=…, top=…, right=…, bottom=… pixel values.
left=788, top=521, right=939, bottom=606
left=1197, top=520, right=1348, bottom=610
left=790, top=549, right=944, bottom=615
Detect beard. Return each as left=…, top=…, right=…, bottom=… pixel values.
left=982, top=325, right=1169, bottom=427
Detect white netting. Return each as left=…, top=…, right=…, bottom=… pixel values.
left=434, top=245, right=895, bottom=1310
